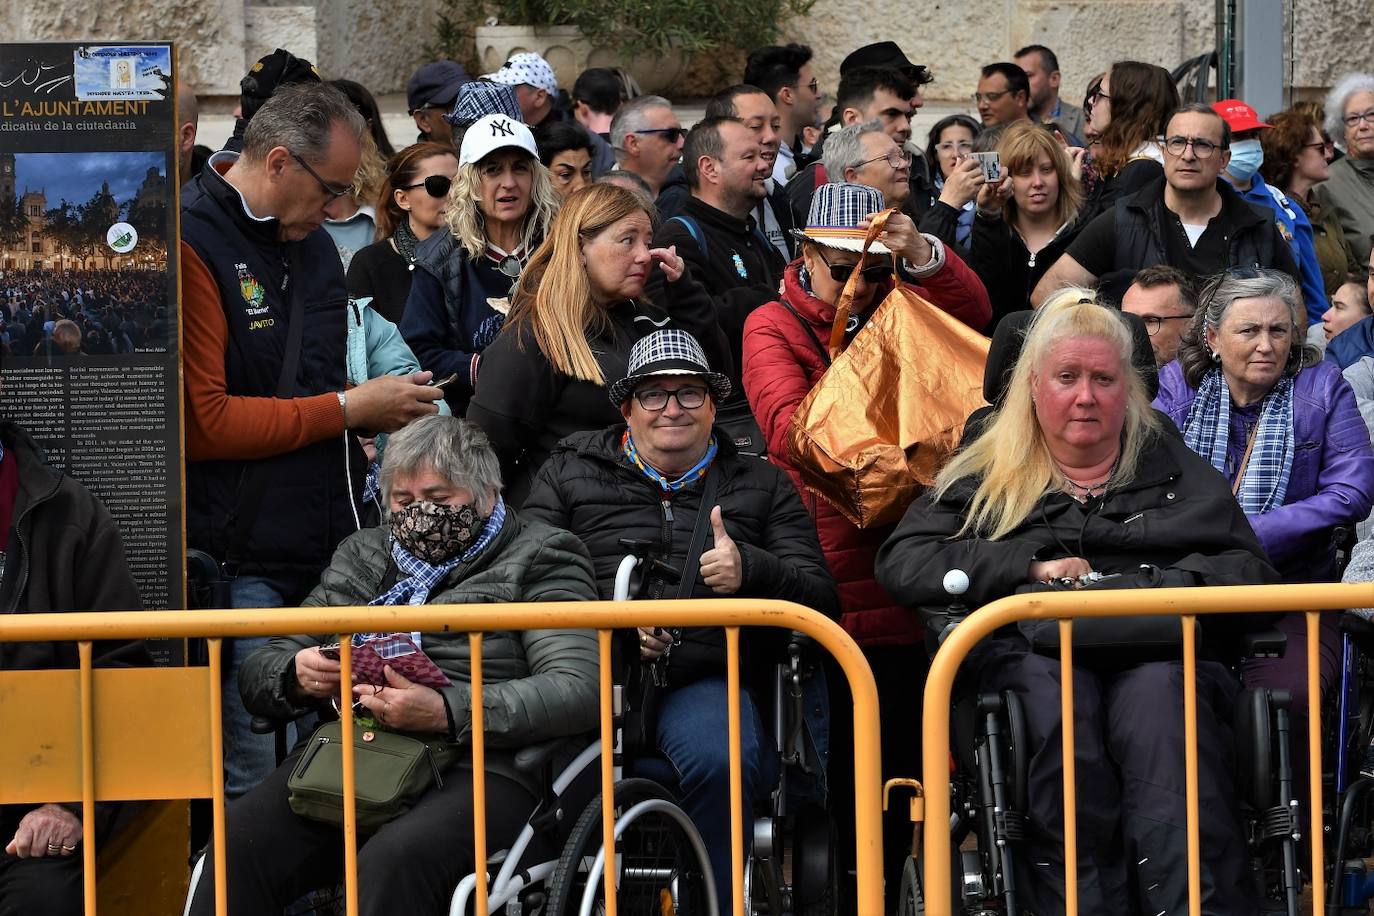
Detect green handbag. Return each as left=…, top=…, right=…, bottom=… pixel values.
left=286, top=720, right=463, bottom=833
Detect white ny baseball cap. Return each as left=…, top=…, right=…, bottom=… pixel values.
left=458, top=113, right=539, bottom=167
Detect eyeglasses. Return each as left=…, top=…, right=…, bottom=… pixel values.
left=1139, top=314, right=1193, bottom=336
left=399, top=174, right=453, bottom=198
left=972, top=90, right=1009, bottom=104
left=291, top=151, right=356, bottom=201
left=1088, top=87, right=1111, bottom=104
left=1163, top=135, right=1224, bottom=159
left=1341, top=109, right=1374, bottom=128
left=936, top=141, right=974, bottom=155
left=804, top=78, right=819, bottom=94
left=634, top=127, right=686, bottom=144
left=632, top=385, right=708, bottom=411
left=1301, top=141, right=1328, bottom=154
left=816, top=247, right=890, bottom=284
left=858, top=151, right=911, bottom=171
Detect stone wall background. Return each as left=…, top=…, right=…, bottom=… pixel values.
left=9, top=0, right=1370, bottom=105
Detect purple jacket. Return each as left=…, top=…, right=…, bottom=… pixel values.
left=1153, top=359, right=1374, bottom=581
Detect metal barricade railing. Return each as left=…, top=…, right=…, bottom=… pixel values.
left=919, top=583, right=1374, bottom=916
left=0, top=598, right=882, bottom=916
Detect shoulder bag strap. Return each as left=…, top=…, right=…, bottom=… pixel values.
left=826, top=207, right=900, bottom=358
left=677, top=466, right=720, bottom=599
left=222, top=245, right=310, bottom=574
left=776, top=298, right=831, bottom=368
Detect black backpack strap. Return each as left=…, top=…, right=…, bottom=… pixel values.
left=677, top=465, right=720, bottom=599
left=221, top=244, right=310, bottom=576
left=776, top=297, right=831, bottom=367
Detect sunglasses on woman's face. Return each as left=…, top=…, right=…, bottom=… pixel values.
left=817, top=247, right=888, bottom=284
left=400, top=174, right=453, bottom=198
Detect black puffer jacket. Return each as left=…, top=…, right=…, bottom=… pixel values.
left=467, top=268, right=729, bottom=505
left=875, top=429, right=1280, bottom=652
left=522, top=426, right=839, bottom=685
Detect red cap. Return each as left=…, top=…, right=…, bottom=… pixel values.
left=1211, top=99, right=1271, bottom=132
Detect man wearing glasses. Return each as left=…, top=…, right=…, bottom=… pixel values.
left=1121, top=265, right=1199, bottom=366
left=609, top=95, right=686, bottom=197
left=974, top=62, right=1032, bottom=128
left=1033, top=103, right=1299, bottom=306
left=181, top=82, right=444, bottom=798
left=743, top=43, right=820, bottom=185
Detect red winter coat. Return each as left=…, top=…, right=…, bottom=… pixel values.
left=742, top=250, right=991, bottom=646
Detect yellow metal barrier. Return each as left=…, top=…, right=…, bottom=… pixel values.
left=0, top=599, right=882, bottom=916
left=919, top=583, right=1374, bottom=916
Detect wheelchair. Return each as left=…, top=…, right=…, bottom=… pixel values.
left=895, top=571, right=1304, bottom=916
left=190, top=540, right=835, bottom=916
left=1322, top=527, right=1374, bottom=915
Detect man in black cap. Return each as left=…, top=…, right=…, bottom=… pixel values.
left=224, top=48, right=321, bottom=153
left=407, top=60, right=470, bottom=147
left=840, top=40, right=932, bottom=95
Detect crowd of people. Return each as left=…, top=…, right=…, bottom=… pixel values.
left=0, top=268, right=168, bottom=356
left=9, top=30, right=1374, bottom=916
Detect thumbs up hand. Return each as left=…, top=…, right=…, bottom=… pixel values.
left=699, top=505, right=743, bottom=594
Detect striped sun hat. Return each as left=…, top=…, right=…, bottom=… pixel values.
left=790, top=181, right=891, bottom=254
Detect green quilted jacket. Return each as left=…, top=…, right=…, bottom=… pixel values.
left=238, top=510, right=600, bottom=792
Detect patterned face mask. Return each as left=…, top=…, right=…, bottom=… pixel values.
left=388, top=501, right=486, bottom=565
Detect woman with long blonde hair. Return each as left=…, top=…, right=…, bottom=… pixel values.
left=877, top=290, right=1278, bottom=916
left=467, top=182, right=726, bottom=502
left=399, top=114, right=561, bottom=414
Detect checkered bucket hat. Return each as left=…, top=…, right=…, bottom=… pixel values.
left=790, top=181, right=892, bottom=254
left=608, top=329, right=732, bottom=406
left=445, top=79, right=523, bottom=127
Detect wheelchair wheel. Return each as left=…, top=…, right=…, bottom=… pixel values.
left=899, top=849, right=970, bottom=916
left=546, top=777, right=713, bottom=916
left=791, top=805, right=837, bottom=915
left=897, top=856, right=923, bottom=916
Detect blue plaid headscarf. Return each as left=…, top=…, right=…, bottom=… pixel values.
left=1181, top=368, right=1294, bottom=514
left=370, top=496, right=508, bottom=607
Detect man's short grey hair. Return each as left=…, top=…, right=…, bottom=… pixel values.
left=380, top=416, right=503, bottom=515
left=610, top=95, right=673, bottom=158
left=823, top=119, right=888, bottom=178
left=1325, top=72, right=1374, bottom=146
left=241, top=82, right=366, bottom=165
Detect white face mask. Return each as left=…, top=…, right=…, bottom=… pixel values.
left=1227, top=138, right=1265, bottom=183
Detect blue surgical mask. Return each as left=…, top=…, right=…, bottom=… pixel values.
left=1227, top=138, right=1265, bottom=183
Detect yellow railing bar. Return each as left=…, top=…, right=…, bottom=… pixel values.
left=727, top=626, right=744, bottom=916
left=79, top=641, right=96, bottom=915
left=340, top=635, right=358, bottom=916
left=208, top=637, right=228, bottom=916
left=470, top=633, right=489, bottom=916
left=1182, top=615, right=1201, bottom=914
left=921, top=582, right=1374, bottom=916
left=0, top=599, right=881, bottom=916
left=1308, top=610, right=1324, bottom=916
left=1057, top=620, right=1077, bottom=915
left=598, top=629, right=617, bottom=916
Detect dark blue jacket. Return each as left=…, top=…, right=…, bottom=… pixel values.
left=398, top=229, right=513, bottom=414
left=1327, top=316, right=1374, bottom=369
left=181, top=154, right=362, bottom=580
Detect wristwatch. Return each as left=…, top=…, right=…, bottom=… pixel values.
left=337, top=390, right=349, bottom=428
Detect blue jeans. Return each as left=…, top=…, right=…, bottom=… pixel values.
left=223, top=576, right=299, bottom=799
left=656, top=677, right=778, bottom=915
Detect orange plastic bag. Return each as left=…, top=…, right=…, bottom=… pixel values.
left=786, top=209, right=989, bottom=528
